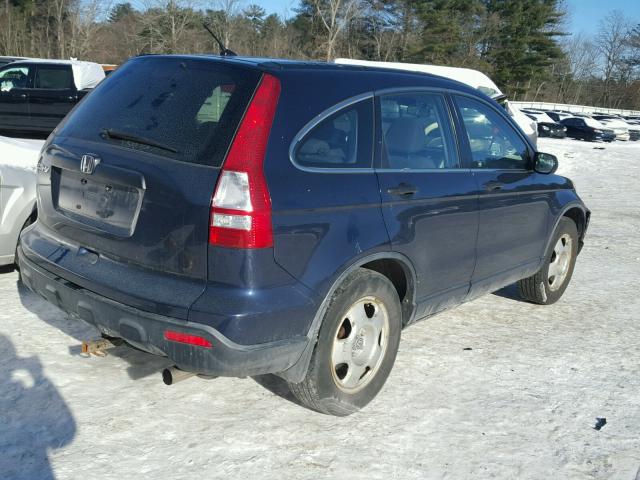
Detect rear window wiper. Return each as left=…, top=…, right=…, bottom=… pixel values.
left=101, top=128, right=178, bottom=154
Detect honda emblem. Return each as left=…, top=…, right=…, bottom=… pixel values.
left=80, top=154, right=100, bottom=174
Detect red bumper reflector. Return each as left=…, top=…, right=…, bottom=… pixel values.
left=164, top=330, right=213, bottom=348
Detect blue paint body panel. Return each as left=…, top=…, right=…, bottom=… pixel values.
left=20, top=55, right=590, bottom=379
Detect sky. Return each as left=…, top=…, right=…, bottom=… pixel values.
left=565, top=0, right=638, bottom=36
left=257, top=0, right=639, bottom=36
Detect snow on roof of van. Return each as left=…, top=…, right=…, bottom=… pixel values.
left=334, top=58, right=503, bottom=98
left=12, top=58, right=105, bottom=90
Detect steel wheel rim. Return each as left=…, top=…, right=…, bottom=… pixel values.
left=330, top=296, right=390, bottom=393
left=548, top=234, right=572, bottom=291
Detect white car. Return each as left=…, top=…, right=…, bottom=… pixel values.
left=592, top=117, right=630, bottom=141
left=593, top=116, right=638, bottom=141
left=0, top=136, right=44, bottom=266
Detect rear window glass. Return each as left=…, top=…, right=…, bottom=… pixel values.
left=293, top=99, right=373, bottom=169
left=57, top=57, right=261, bottom=166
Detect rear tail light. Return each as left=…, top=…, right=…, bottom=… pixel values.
left=209, top=73, right=281, bottom=249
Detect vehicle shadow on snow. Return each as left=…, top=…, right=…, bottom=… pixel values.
left=0, top=264, right=16, bottom=274
left=0, top=334, right=76, bottom=480
left=16, top=279, right=172, bottom=381
left=251, top=374, right=306, bottom=408
left=492, top=283, right=523, bottom=302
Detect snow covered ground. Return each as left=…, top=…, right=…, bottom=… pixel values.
left=1, top=138, right=639, bottom=479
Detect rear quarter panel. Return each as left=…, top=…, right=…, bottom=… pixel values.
left=265, top=70, right=392, bottom=301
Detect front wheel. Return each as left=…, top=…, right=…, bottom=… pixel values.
left=518, top=217, right=579, bottom=305
left=289, top=269, right=402, bottom=416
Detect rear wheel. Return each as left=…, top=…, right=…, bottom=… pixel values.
left=518, top=217, right=578, bottom=305
left=289, top=269, right=402, bottom=416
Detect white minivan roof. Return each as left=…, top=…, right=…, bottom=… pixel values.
left=335, top=58, right=503, bottom=98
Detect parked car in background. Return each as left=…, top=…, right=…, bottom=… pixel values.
left=101, top=64, right=118, bottom=76
left=0, top=56, right=28, bottom=67
left=561, top=116, right=615, bottom=142
left=0, top=59, right=105, bottom=137
left=0, top=136, right=44, bottom=266
left=522, top=110, right=566, bottom=138
left=19, top=55, right=591, bottom=415
left=592, top=115, right=637, bottom=141
left=545, top=111, right=573, bottom=123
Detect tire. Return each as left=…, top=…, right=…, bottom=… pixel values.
left=289, top=269, right=402, bottom=416
left=518, top=217, right=579, bottom=305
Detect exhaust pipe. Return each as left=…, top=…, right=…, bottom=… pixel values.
left=162, top=366, right=196, bottom=385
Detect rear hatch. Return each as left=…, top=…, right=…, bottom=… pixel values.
left=28, top=56, right=261, bottom=318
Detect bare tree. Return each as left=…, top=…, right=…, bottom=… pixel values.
left=69, top=1, right=112, bottom=58
left=562, top=33, right=599, bottom=104
left=209, top=0, right=243, bottom=47
left=310, top=0, right=363, bottom=61
left=140, top=0, right=201, bottom=53
left=596, top=10, right=632, bottom=107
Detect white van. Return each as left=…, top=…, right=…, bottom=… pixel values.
left=335, top=58, right=538, bottom=146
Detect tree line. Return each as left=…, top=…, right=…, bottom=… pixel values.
left=1, top=0, right=639, bottom=110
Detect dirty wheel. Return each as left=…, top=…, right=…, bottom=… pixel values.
left=289, top=269, right=401, bottom=416
left=518, top=217, right=579, bottom=305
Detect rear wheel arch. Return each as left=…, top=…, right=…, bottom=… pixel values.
left=359, top=256, right=416, bottom=326
left=277, top=252, right=417, bottom=383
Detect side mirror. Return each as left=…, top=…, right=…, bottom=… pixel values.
left=534, top=152, right=558, bottom=174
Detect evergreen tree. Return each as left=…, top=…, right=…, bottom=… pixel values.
left=481, top=0, right=565, bottom=98
left=109, top=3, right=136, bottom=24
left=413, top=0, right=485, bottom=66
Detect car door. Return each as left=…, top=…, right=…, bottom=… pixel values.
left=29, top=64, right=78, bottom=133
left=560, top=118, right=577, bottom=138
left=374, top=91, right=478, bottom=320
left=452, top=94, right=552, bottom=298
left=0, top=64, right=33, bottom=131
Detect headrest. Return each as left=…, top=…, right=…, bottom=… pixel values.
left=386, top=117, right=424, bottom=155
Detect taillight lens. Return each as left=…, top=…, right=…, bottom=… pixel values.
left=164, top=330, right=213, bottom=348
left=209, top=73, right=280, bottom=249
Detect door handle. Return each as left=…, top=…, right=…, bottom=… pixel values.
left=19, top=94, right=27, bottom=99
left=387, top=183, right=418, bottom=196
left=484, top=181, right=503, bottom=192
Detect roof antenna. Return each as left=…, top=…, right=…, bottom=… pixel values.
left=203, top=23, right=237, bottom=57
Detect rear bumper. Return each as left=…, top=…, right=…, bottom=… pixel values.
left=18, top=247, right=309, bottom=377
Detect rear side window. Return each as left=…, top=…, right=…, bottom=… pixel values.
left=57, top=57, right=261, bottom=166
left=293, top=98, right=373, bottom=169
left=35, top=66, right=74, bottom=89
left=379, top=92, right=458, bottom=169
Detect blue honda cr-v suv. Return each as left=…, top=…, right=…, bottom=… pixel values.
left=19, top=55, right=589, bottom=415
